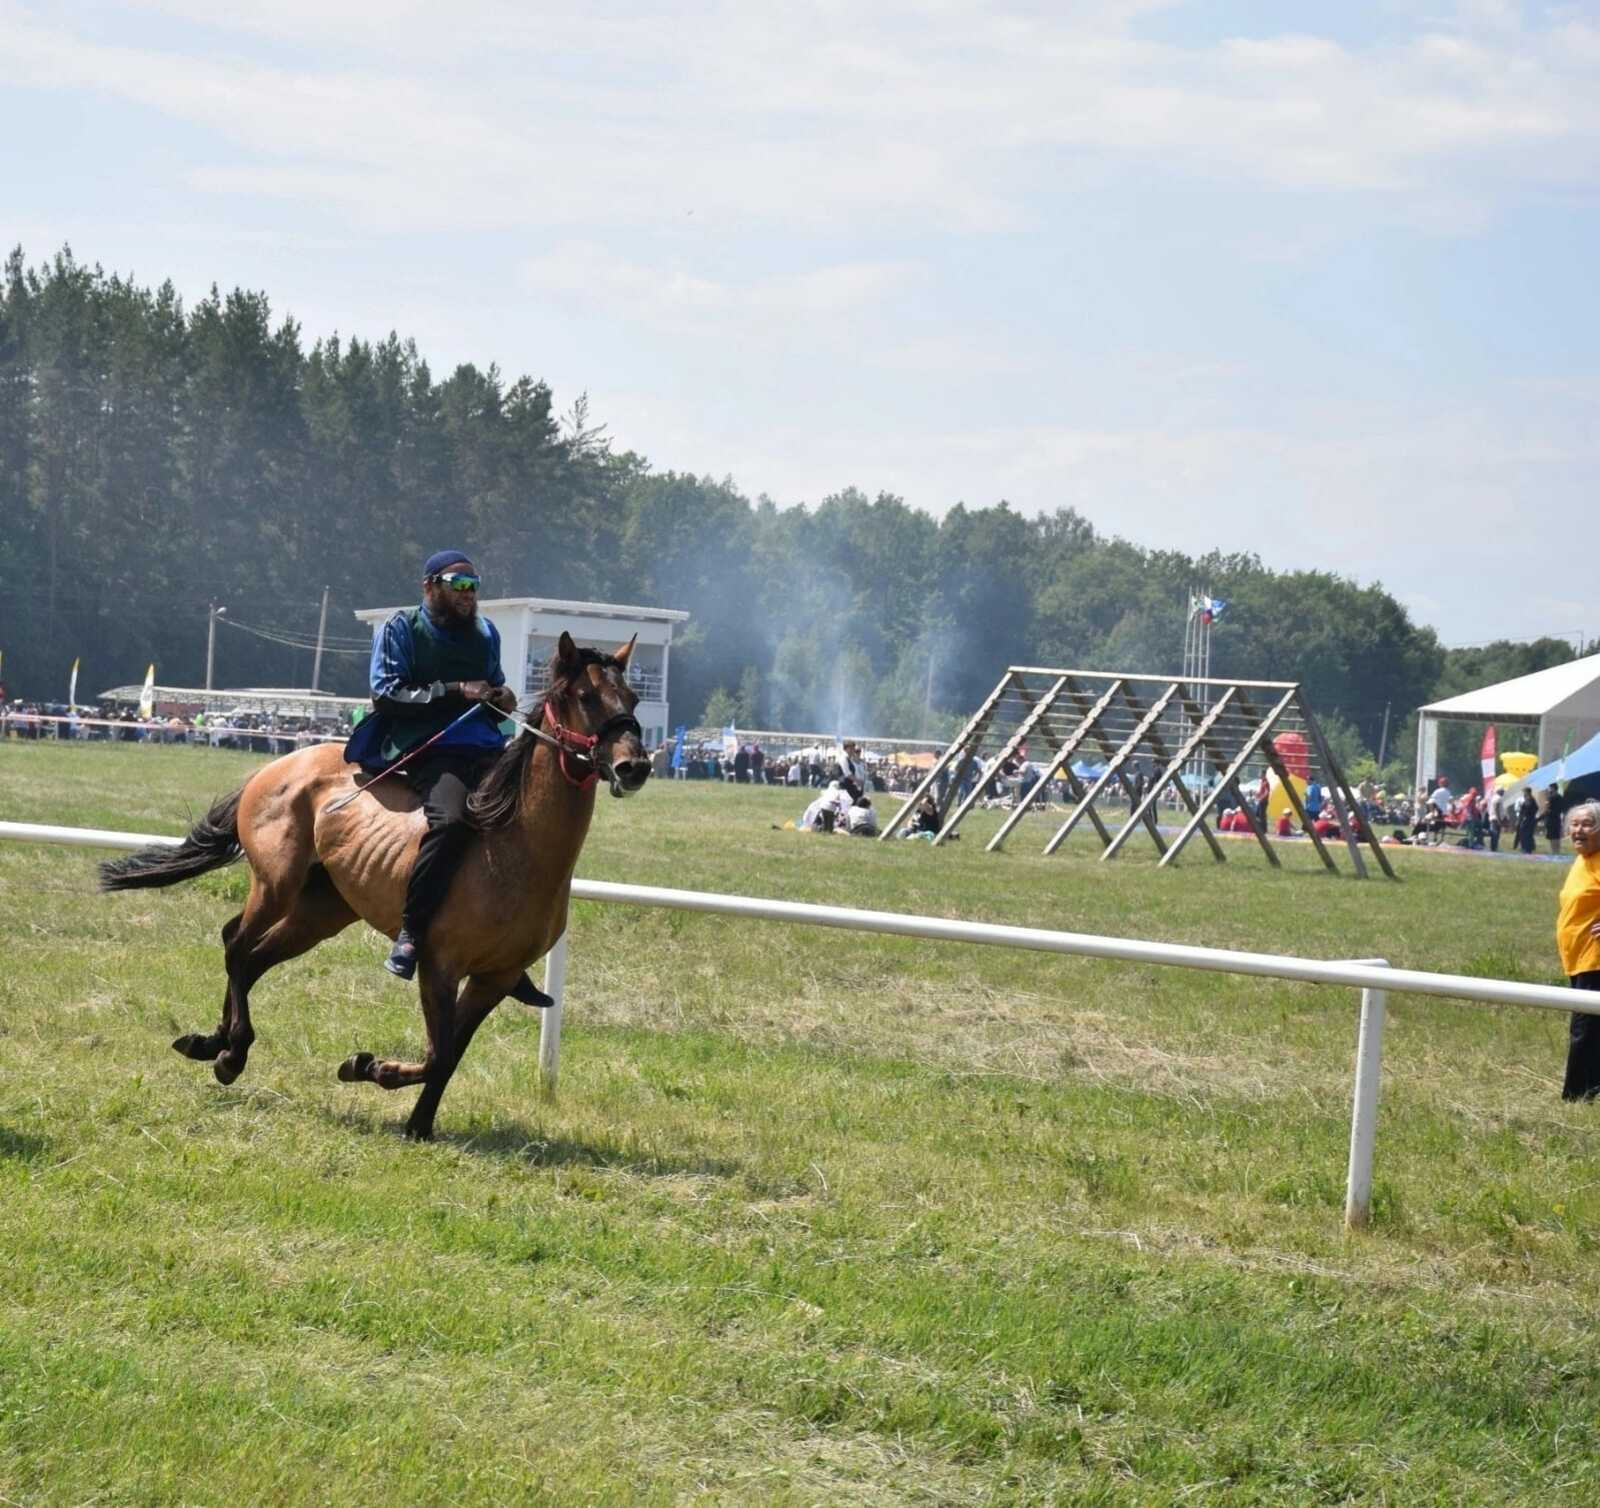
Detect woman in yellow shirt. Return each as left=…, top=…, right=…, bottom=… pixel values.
left=1558, top=800, right=1600, bottom=1100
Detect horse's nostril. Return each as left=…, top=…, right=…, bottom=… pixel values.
left=617, top=759, right=650, bottom=785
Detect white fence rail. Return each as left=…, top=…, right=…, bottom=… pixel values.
left=2, top=818, right=1588, bottom=1231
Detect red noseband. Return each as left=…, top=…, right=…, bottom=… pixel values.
left=541, top=701, right=601, bottom=792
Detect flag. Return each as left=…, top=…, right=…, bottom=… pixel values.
left=669, top=725, right=686, bottom=771
left=68, top=656, right=79, bottom=710
left=138, top=663, right=156, bottom=719
left=722, top=720, right=738, bottom=759
left=1479, top=725, right=1496, bottom=786
left=1200, top=597, right=1226, bottom=627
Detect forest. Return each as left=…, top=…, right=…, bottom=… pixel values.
left=0, top=247, right=1577, bottom=788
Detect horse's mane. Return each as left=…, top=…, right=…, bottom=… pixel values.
left=467, top=647, right=622, bottom=831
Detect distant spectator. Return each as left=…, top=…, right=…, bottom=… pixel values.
left=905, top=794, right=941, bottom=837
left=1544, top=786, right=1566, bottom=856
left=831, top=740, right=868, bottom=792
left=1515, top=787, right=1539, bottom=854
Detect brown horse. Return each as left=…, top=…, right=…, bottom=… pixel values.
left=101, top=632, right=649, bottom=1140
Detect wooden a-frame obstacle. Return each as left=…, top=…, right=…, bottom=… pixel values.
left=879, top=666, right=1396, bottom=878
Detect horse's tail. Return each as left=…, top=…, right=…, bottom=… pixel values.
left=99, top=788, right=246, bottom=892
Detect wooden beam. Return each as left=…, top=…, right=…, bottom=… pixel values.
left=934, top=676, right=1069, bottom=844
left=1115, top=681, right=1226, bottom=864
left=878, top=670, right=1015, bottom=840
left=986, top=678, right=1124, bottom=852
left=1297, top=694, right=1397, bottom=880
left=1105, top=688, right=1237, bottom=860
left=1044, top=682, right=1181, bottom=857
left=1159, top=687, right=1298, bottom=868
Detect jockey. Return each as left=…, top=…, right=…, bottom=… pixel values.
left=345, top=548, right=520, bottom=982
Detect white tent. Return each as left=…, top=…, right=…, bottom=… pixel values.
left=1414, top=652, right=1600, bottom=794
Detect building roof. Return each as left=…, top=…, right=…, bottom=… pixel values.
left=1418, top=652, right=1600, bottom=720
left=98, top=684, right=368, bottom=717
left=353, top=596, right=691, bottom=625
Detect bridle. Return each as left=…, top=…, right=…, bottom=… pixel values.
left=538, top=701, right=643, bottom=794
left=501, top=656, right=642, bottom=795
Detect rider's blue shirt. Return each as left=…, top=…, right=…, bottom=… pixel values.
left=344, top=604, right=510, bottom=770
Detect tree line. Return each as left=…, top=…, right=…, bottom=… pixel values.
left=0, top=246, right=1576, bottom=789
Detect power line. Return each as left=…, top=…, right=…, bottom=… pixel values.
left=217, top=616, right=372, bottom=657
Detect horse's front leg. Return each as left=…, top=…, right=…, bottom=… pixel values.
left=338, top=963, right=461, bottom=1132
left=337, top=969, right=513, bottom=1140
left=404, top=972, right=516, bottom=1140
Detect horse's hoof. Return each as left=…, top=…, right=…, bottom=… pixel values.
left=403, top=1119, right=435, bottom=1142
left=213, top=1053, right=243, bottom=1086
left=338, top=1052, right=375, bottom=1084
left=172, top=1033, right=220, bottom=1062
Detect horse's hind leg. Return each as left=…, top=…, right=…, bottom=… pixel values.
left=208, top=869, right=355, bottom=1085
left=173, top=914, right=243, bottom=1062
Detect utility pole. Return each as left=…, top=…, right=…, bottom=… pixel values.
left=311, top=585, right=330, bottom=691
left=205, top=604, right=226, bottom=691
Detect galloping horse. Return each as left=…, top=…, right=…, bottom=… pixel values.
left=101, top=632, right=649, bottom=1139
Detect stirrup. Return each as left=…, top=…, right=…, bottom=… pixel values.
left=384, top=930, right=418, bottom=980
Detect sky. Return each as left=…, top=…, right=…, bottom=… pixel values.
left=4, top=0, right=1598, bottom=648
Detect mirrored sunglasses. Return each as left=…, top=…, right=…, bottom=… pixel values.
left=434, top=571, right=481, bottom=593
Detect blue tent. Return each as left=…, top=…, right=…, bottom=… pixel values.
left=1512, top=729, right=1600, bottom=795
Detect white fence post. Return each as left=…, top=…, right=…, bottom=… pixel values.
left=538, top=930, right=568, bottom=1098
left=1345, top=958, right=1389, bottom=1230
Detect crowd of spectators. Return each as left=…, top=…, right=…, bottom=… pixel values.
left=0, top=700, right=348, bottom=754
left=652, top=738, right=932, bottom=793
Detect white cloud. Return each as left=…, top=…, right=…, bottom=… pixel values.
left=4, top=0, right=1598, bottom=236
left=520, top=243, right=922, bottom=341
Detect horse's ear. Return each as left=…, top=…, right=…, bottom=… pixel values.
left=613, top=634, right=637, bottom=670
left=556, top=631, right=580, bottom=669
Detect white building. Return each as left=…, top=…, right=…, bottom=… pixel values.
left=354, top=596, right=691, bottom=748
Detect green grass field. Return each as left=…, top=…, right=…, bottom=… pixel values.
left=2, top=741, right=1597, bottom=1505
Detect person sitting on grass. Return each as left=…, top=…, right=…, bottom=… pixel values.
left=800, top=781, right=853, bottom=834
left=846, top=795, right=878, bottom=836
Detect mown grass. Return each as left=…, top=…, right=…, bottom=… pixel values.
left=1, top=741, right=1596, bottom=1505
